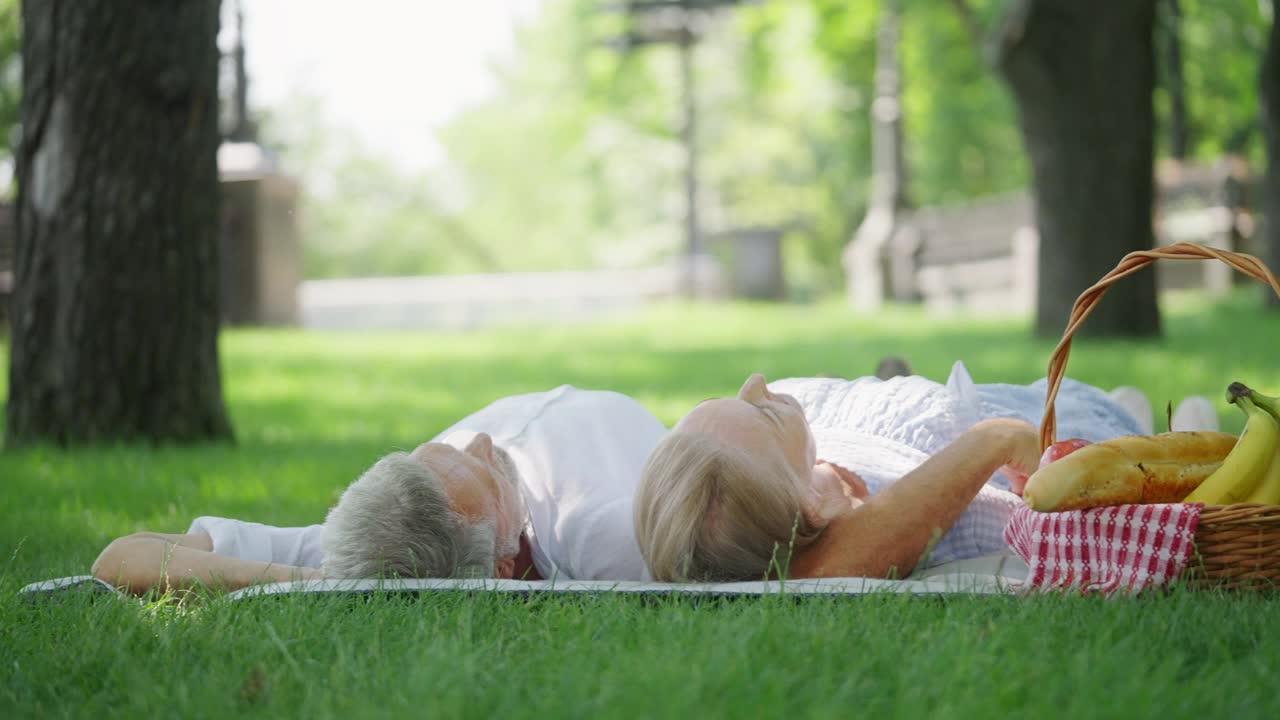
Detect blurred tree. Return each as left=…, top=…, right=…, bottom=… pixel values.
left=801, top=0, right=1028, bottom=289
left=6, top=0, right=233, bottom=446
left=845, top=0, right=910, bottom=308
left=996, top=0, right=1161, bottom=338
left=1159, top=0, right=1190, bottom=159
left=0, top=0, right=17, bottom=179
left=255, top=0, right=1268, bottom=297
left=1173, top=0, right=1268, bottom=160
left=435, top=0, right=685, bottom=272
left=900, top=0, right=1028, bottom=205
left=1263, top=0, right=1280, bottom=309
left=701, top=1, right=874, bottom=289
left=0, top=0, right=17, bottom=161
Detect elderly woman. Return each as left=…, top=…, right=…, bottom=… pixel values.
left=634, top=363, right=1216, bottom=582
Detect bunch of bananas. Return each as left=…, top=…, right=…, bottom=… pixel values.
left=1183, top=383, right=1280, bottom=505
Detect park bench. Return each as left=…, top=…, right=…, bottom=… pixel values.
left=898, top=192, right=1037, bottom=314
left=1151, top=158, right=1253, bottom=293
left=884, top=159, right=1253, bottom=314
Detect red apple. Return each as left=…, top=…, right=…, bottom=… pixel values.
left=1040, top=438, right=1091, bottom=467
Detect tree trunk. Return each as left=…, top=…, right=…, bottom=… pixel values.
left=997, top=0, right=1161, bottom=338
left=846, top=0, right=911, bottom=309
left=1263, top=0, right=1280, bottom=311
left=6, top=0, right=233, bottom=446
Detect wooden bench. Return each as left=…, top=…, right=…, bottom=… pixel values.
left=895, top=192, right=1036, bottom=314
left=1152, top=158, right=1253, bottom=294
left=881, top=160, right=1252, bottom=315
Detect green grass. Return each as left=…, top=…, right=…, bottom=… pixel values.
left=3, top=292, right=1280, bottom=718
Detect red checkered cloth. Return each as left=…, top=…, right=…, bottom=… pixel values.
left=1002, top=503, right=1203, bottom=594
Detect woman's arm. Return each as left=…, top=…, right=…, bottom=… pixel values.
left=788, top=418, right=1039, bottom=580
left=92, top=532, right=323, bottom=595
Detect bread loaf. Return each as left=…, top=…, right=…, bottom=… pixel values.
left=1022, top=431, right=1238, bottom=512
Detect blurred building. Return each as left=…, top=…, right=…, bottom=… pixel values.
left=215, top=1, right=300, bottom=326
left=218, top=142, right=301, bottom=326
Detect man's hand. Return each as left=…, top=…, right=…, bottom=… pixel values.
left=93, top=532, right=323, bottom=595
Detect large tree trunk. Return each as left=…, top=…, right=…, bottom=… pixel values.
left=6, top=0, right=233, bottom=445
left=1263, top=0, right=1280, bottom=311
left=997, top=0, right=1162, bottom=338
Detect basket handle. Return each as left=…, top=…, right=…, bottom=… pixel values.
left=1039, top=241, right=1280, bottom=452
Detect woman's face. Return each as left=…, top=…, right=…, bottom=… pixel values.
left=675, top=373, right=816, bottom=482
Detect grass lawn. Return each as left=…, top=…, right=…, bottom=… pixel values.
left=3, top=292, right=1280, bottom=717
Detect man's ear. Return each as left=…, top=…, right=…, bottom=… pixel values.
left=464, top=432, right=495, bottom=461
left=494, top=556, right=516, bottom=579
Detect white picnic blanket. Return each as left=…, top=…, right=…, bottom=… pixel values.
left=17, top=553, right=1028, bottom=599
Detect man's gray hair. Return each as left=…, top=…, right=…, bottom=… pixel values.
left=321, top=452, right=496, bottom=579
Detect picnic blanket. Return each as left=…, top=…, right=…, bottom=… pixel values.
left=17, top=553, right=1028, bottom=600
left=20, top=505, right=1210, bottom=600
left=1003, top=503, right=1202, bottom=594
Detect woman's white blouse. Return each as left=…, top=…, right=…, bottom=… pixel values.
left=769, top=362, right=1143, bottom=566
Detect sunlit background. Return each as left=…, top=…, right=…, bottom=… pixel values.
left=0, top=0, right=1273, bottom=332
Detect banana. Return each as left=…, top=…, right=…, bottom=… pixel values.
left=1247, top=386, right=1280, bottom=423
left=1245, top=443, right=1280, bottom=504
left=1182, top=391, right=1279, bottom=504
left=1223, top=383, right=1280, bottom=505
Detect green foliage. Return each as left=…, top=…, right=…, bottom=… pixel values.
left=256, top=95, right=503, bottom=279
left=426, top=0, right=1029, bottom=288
left=1160, top=0, right=1271, bottom=162
left=268, top=0, right=1275, bottom=285
left=4, top=293, right=1280, bottom=716
left=0, top=0, right=18, bottom=162
left=899, top=0, right=1029, bottom=205
left=434, top=0, right=686, bottom=272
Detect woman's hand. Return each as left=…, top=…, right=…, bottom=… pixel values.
left=997, top=429, right=1093, bottom=497
left=815, top=461, right=868, bottom=500
left=987, top=418, right=1042, bottom=496
left=805, top=462, right=869, bottom=525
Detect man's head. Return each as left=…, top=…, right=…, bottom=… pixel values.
left=322, top=433, right=527, bottom=579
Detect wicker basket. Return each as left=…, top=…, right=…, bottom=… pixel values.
left=1039, top=241, right=1280, bottom=590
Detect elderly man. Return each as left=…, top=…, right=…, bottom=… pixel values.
left=92, top=386, right=666, bottom=594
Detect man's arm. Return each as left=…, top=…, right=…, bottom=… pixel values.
left=789, top=418, right=1038, bottom=580
left=92, top=532, right=323, bottom=595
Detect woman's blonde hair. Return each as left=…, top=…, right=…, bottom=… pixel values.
left=634, top=431, right=823, bottom=582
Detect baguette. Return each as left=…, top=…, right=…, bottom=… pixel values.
left=1022, top=431, right=1238, bottom=512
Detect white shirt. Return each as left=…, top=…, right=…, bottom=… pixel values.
left=190, top=386, right=666, bottom=581
left=434, top=385, right=665, bottom=581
